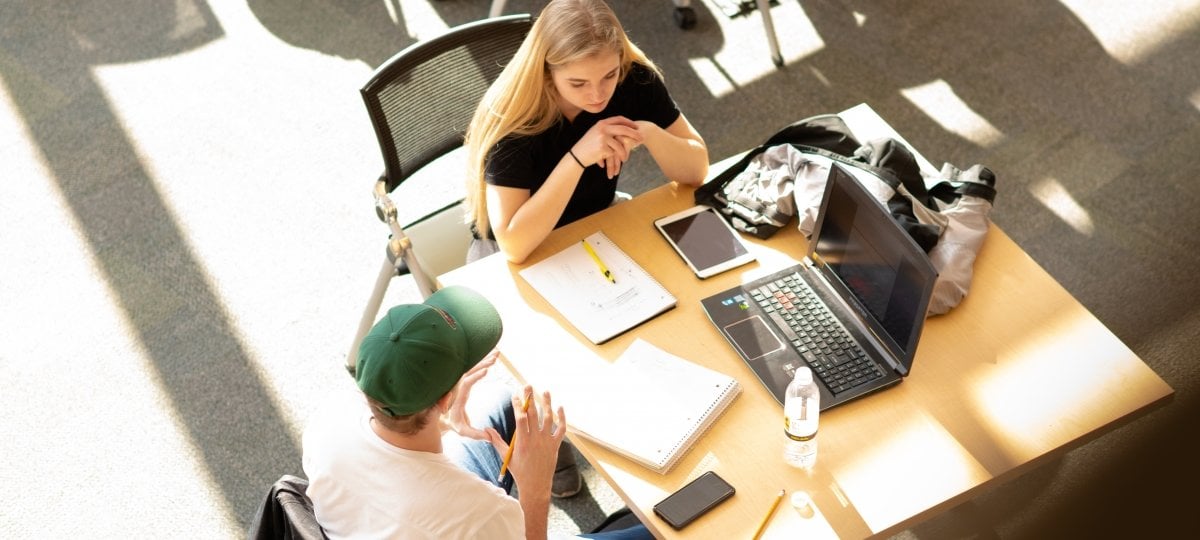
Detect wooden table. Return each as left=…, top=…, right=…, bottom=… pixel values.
left=440, top=106, right=1174, bottom=538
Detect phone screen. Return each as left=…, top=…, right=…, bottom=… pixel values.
left=653, top=471, right=736, bottom=530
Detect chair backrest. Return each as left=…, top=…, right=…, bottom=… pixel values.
left=359, top=14, right=531, bottom=298
left=361, top=14, right=533, bottom=194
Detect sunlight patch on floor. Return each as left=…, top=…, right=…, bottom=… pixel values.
left=688, top=56, right=738, bottom=98
left=690, top=2, right=824, bottom=96
left=901, top=79, right=1005, bottom=148
left=1058, top=0, right=1200, bottom=64
left=400, top=0, right=451, bottom=40
left=1030, top=177, right=1095, bottom=236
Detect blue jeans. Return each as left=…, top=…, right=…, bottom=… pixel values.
left=443, top=381, right=517, bottom=494
left=446, top=383, right=653, bottom=540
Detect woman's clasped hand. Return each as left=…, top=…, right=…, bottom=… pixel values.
left=572, top=116, right=644, bottom=178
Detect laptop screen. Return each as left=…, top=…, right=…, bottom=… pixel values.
left=810, top=165, right=936, bottom=371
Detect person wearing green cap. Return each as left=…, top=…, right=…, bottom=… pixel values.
left=301, top=285, right=650, bottom=539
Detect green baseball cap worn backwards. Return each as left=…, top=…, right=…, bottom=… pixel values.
left=355, top=285, right=502, bottom=417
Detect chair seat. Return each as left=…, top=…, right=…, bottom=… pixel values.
left=404, top=201, right=474, bottom=286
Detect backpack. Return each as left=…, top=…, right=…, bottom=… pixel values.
left=695, top=114, right=997, bottom=315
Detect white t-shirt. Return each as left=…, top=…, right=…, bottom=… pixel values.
left=302, top=390, right=525, bottom=539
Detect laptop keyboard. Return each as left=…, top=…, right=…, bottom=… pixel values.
left=751, top=273, right=884, bottom=395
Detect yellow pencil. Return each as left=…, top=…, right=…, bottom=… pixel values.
left=751, top=489, right=786, bottom=540
left=581, top=240, right=616, bottom=283
left=497, top=394, right=531, bottom=481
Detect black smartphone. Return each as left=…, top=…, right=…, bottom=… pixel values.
left=652, top=471, right=736, bottom=530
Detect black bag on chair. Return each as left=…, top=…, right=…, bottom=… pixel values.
left=248, top=475, right=327, bottom=540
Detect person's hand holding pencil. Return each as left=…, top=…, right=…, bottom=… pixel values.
left=497, top=390, right=532, bottom=481
left=486, top=385, right=567, bottom=496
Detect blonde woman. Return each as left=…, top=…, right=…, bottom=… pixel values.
left=465, top=0, right=708, bottom=265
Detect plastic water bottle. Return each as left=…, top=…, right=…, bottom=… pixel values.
left=784, top=366, right=819, bottom=469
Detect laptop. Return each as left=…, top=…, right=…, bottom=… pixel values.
left=701, top=163, right=938, bottom=410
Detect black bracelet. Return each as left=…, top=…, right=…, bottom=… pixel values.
left=567, top=149, right=586, bottom=169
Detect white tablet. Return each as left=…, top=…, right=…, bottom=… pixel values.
left=654, top=205, right=756, bottom=279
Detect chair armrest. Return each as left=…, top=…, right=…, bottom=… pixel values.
left=374, top=177, right=397, bottom=224
left=374, top=177, right=409, bottom=259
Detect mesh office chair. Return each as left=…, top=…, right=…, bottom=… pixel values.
left=349, top=14, right=532, bottom=373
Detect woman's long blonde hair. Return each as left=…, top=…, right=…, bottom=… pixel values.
left=463, top=0, right=659, bottom=238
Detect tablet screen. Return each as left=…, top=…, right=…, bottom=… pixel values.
left=658, top=207, right=751, bottom=273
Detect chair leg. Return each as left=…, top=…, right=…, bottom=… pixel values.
left=756, top=0, right=783, bottom=66
left=347, top=254, right=403, bottom=374
left=489, top=0, right=506, bottom=18
left=410, top=265, right=438, bottom=301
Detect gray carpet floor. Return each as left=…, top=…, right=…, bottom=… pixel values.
left=2, top=0, right=1197, bottom=537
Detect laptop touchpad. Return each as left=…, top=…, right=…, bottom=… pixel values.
left=724, top=316, right=784, bottom=361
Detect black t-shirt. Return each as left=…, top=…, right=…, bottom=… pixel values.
left=485, top=63, right=680, bottom=230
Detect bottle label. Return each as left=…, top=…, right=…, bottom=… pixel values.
left=784, top=395, right=818, bottom=440
left=784, top=425, right=818, bottom=441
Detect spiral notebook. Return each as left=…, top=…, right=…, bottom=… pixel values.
left=519, top=231, right=676, bottom=344
left=560, top=339, right=742, bottom=474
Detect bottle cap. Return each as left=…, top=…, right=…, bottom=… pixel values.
left=791, top=491, right=815, bottom=519
left=794, top=366, right=813, bottom=384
